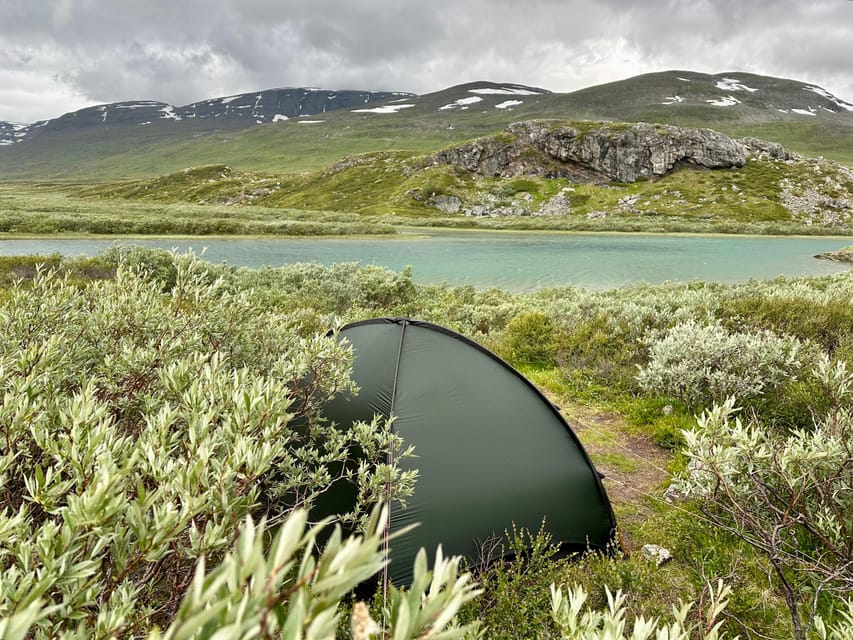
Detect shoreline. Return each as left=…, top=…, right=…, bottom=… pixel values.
left=1, top=227, right=852, bottom=242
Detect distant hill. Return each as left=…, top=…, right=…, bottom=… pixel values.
left=1, top=71, right=851, bottom=179
left=0, top=120, right=29, bottom=146
left=545, top=70, right=853, bottom=120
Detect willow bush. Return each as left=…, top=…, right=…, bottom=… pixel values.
left=636, top=319, right=806, bottom=411
left=0, top=254, right=415, bottom=636
left=4, top=507, right=483, bottom=640
left=677, top=358, right=853, bottom=640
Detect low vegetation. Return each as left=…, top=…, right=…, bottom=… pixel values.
left=0, top=183, right=395, bottom=236
left=1, top=248, right=852, bottom=638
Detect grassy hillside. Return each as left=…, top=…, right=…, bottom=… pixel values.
left=76, top=120, right=853, bottom=235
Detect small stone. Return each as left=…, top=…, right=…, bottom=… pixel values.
left=351, top=602, right=380, bottom=640
left=663, top=483, right=687, bottom=503
left=642, top=544, right=672, bottom=566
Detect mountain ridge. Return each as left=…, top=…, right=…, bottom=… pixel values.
left=0, top=87, right=414, bottom=145
left=2, top=71, right=852, bottom=178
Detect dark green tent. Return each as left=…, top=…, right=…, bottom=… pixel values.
left=322, top=318, right=617, bottom=585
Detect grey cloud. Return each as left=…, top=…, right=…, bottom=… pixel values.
left=1, top=0, right=851, bottom=122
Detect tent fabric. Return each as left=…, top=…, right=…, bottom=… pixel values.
left=322, top=317, right=617, bottom=585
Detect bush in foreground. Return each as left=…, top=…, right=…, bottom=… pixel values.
left=0, top=254, right=414, bottom=636
left=677, top=358, right=853, bottom=640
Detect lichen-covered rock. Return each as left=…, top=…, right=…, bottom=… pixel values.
left=779, top=176, right=852, bottom=228
left=429, top=194, right=462, bottom=213
left=432, top=120, right=748, bottom=183
left=740, top=136, right=795, bottom=161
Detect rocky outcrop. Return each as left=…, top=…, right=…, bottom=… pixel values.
left=429, top=194, right=462, bottom=213
left=431, top=120, right=748, bottom=183
left=739, top=136, right=795, bottom=161
left=815, top=246, right=853, bottom=264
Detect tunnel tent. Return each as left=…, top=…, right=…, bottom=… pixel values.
left=321, top=317, right=617, bottom=585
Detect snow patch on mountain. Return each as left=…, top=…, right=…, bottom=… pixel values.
left=804, top=86, right=853, bottom=112
left=715, top=78, right=758, bottom=93
left=439, top=96, right=484, bottom=110
left=707, top=95, right=741, bottom=107
left=494, top=100, right=523, bottom=109
left=272, top=114, right=289, bottom=122
left=791, top=108, right=817, bottom=116
left=115, top=102, right=161, bottom=109
left=352, top=104, right=416, bottom=114
left=0, top=121, right=31, bottom=145
left=469, top=86, right=543, bottom=96
left=662, top=95, right=684, bottom=105
left=297, top=120, right=324, bottom=124
left=159, top=106, right=182, bottom=121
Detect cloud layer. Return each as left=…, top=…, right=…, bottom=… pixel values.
left=2, top=0, right=852, bottom=122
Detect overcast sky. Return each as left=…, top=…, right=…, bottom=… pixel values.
left=2, top=0, right=852, bottom=123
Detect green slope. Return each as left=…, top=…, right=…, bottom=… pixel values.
left=76, top=120, right=853, bottom=235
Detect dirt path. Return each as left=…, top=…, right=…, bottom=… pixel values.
left=557, top=401, right=673, bottom=551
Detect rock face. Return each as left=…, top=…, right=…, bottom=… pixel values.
left=432, top=120, right=748, bottom=183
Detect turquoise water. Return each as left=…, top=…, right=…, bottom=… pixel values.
left=0, top=231, right=850, bottom=291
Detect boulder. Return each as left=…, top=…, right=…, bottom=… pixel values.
left=430, top=194, right=462, bottom=213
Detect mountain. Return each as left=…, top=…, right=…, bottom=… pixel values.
left=0, top=87, right=413, bottom=145
left=543, top=70, right=853, bottom=120
left=1, top=72, right=851, bottom=179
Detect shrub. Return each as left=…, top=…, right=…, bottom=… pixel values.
left=722, top=295, right=853, bottom=356
left=551, top=580, right=737, bottom=640
left=636, top=320, right=805, bottom=411
left=0, top=253, right=415, bottom=636
left=498, top=311, right=559, bottom=367
left=3, top=507, right=482, bottom=640
left=462, top=523, right=566, bottom=638
left=677, top=358, right=853, bottom=639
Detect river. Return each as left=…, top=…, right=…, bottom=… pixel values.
left=0, top=231, right=850, bottom=291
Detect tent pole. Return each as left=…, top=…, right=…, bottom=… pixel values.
left=383, top=319, right=408, bottom=618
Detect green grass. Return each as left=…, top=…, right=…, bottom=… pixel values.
left=0, top=183, right=396, bottom=236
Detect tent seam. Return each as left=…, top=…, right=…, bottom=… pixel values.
left=382, top=318, right=408, bottom=611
